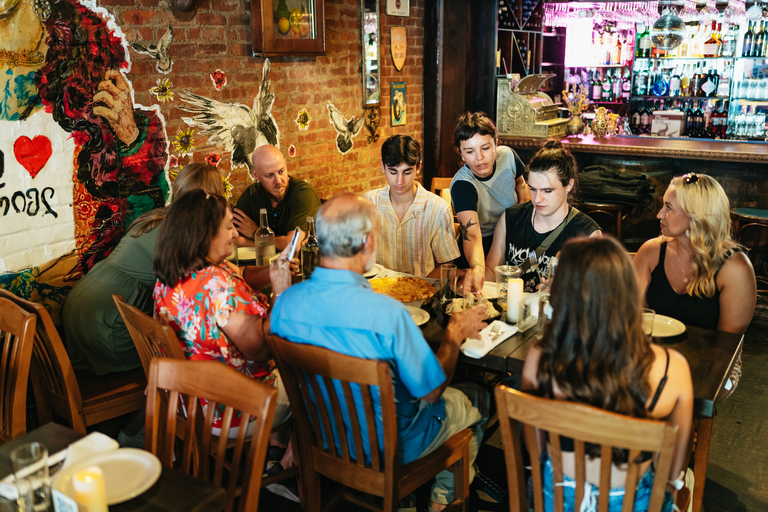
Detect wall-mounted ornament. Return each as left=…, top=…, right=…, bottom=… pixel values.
left=289, top=144, right=297, bottom=157
left=168, top=155, right=179, bottom=168
left=179, top=59, right=280, bottom=169
left=170, top=0, right=197, bottom=22
left=295, top=108, right=311, bottom=131
left=210, top=69, right=227, bottom=91
left=385, top=0, right=409, bottom=16
left=327, top=102, right=364, bottom=154
left=390, top=82, right=406, bottom=126
left=206, top=152, right=221, bottom=167
left=132, top=25, right=174, bottom=74
left=150, top=78, right=174, bottom=103
left=390, top=27, right=406, bottom=71
left=173, top=128, right=196, bottom=156
left=364, top=106, right=381, bottom=143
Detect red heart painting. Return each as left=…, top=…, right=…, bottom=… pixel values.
left=14, top=135, right=52, bottom=179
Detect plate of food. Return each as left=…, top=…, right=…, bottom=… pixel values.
left=647, top=314, right=686, bottom=338
left=369, top=276, right=436, bottom=303
left=444, top=297, right=501, bottom=321
left=226, top=246, right=257, bottom=264
left=364, top=263, right=385, bottom=279
left=405, top=306, right=430, bottom=326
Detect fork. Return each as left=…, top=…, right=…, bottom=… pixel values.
left=488, top=323, right=501, bottom=341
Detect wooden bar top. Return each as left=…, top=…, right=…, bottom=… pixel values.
left=500, top=135, right=768, bottom=164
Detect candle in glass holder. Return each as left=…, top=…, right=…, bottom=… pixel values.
left=72, top=466, right=108, bottom=512
left=506, top=278, right=524, bottom=323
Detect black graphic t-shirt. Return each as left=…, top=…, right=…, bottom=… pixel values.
left=504, top=202, right=600, bottom=292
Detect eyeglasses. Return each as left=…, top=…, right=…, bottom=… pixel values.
left=682, top=173, right=699, bottom=185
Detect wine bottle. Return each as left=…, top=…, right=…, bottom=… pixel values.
left=640, top=100, right=652, bottom=134
left=693, top=100, right=705, bottom=137
left=301, top=216, right=320, bottom=280
left=631, top=102, right=642, bottom=134
left=754, top=20, right=765, bottom=58
left=254, top=208, right=276, bottom=266
left=743, top=21, right=754, bottom=57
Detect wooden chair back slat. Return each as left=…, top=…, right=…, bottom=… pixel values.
left=307, top=373, right=337, bottom=457
left=495, top=385, right=678, bottom=512
left=322, top=375, right=351, bottom=462
left=341, top=380, right=366, bottom=466
left=360, top=383, right=381, bottom=472
left=295, top=367, right=324, bottom=450
left=180, top=398, right=199, bottom=473
left=548, top=433, right=564, bottom=512
left=146, top=359, right=277, bottom=512
left=574, top=440, right=586, bottom=509
left=0, top=297, right=36, bottom=442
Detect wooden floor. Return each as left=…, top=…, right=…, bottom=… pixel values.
left=260, top=320, right=768, bottom=511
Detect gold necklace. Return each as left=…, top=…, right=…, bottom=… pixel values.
left=0, top=23, right=44, bottom=68
left=675, top=242, right=689, bottom=284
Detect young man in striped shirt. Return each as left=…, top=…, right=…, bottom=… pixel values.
left=364, top=135, right=460, bottom=277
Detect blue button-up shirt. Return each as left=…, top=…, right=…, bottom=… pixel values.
left=271, top=267, right=446, bottom=464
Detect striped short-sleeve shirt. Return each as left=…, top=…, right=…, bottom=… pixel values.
left=365, top=183, right=460, bottom=277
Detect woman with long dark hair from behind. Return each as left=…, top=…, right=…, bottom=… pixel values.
left=522, top=237, right=693, bottom=512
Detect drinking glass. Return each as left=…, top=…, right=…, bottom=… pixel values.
left=439, top=264, right=457, bottom=303
left=11, top=442, right=50, bottom=512
left=642, top=308, right=655, bottom=337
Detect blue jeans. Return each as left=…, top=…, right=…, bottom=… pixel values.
left=540, top=453, right=673, bottom=512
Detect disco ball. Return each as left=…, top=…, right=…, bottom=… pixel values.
left=650, top=11, right=685, bottom=50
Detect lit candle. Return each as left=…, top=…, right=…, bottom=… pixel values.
left=506, top=278, right=524, bottom=323
left=72, top=466, right=108, bottom=512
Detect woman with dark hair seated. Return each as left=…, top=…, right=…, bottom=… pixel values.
left=153, top=190, right=293, bottom=435
left=634, top=173, right=756, bottom=395
left=486, top=140, right=601, bottom=292
left=64, top=163, right=226, bottom=376
left=522, top=237, right=694, bottom=512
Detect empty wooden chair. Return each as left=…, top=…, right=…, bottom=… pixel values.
left=146, top=358, right=277, bottom=512
left=430, top=176, right=454, bottom=204
left=0, top=296, right=37, bottom=443
left=0, top=288, right=146, bottom=434
left=113, top=294, right=186, bottom=376
left=267, top=332, right=471, bottom=512
left=494, top=385, right=678, bottom=512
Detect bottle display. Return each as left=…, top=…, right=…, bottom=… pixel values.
left=301, top=216, right=320, bottom=280
left=254, top=208, right=276, bottom=266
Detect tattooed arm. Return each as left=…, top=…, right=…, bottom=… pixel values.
left=456, top=210, right=485, bottom=295
left=485, top=214, right=507, bottom=281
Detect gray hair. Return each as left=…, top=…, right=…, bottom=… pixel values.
left=316, top=196, right=379, bottom=258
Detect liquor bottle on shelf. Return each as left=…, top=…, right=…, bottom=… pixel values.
left=669, top=66, right=682, bottom=97
left=722, top=24, right=737, bottom=57
left=635, top=64, right=649, bottom=96
left=743, top=21, right=754, bottom=57
left=630, top=102, right=641, bottom=133
left=680, top=64, right=691, bottom=97
left=651, top=67, right=669, bottom=97
left=614, top=34, right=622, bottom=66
left=754, top=20, right=765, bottom=57
left=640, top=101, right=652, bottom=134
left=690, top=63, right=702, bottom=97
left=592, top=70, right=603, bottom=101
left=700, top=67, right=718, bottom=98
left=621, top=70, right=631, bottom=100
left=638, top=23, right=651, bottom=58
left=702, top=21, right=721, bottom=57
left=602, top=70, right=612, bottom=101
left=693, top=100, right=705, bottom=137
left=584, top=70, right=593, bottom=101
left=717, top=62, right=731, bottom=97
left=612, top=69, right=622, bottom=100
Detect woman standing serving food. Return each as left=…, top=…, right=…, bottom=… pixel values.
left=486, top=141, right=600, bottom=292
left=450, top=112, right=530, bottom=295
left=634, top=173, right=756, bottom=393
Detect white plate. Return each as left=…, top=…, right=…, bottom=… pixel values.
left=645, top=314, right=686, bottom=338
left=482, top=282, right=500, bottom=299
left=405, top=305, right=430, bottom=326
left=53, top=448, right=162, bottom=505
left=364, top=263, right=384, bottom=279
left=226, top=246, right=257, bottom=263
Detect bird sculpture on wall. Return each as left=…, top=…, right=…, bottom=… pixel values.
left=132, top=25, right=174, bottom=74
left=327, top=102, right=365, bottom=154
left=178, top=59, right=279, bottom=168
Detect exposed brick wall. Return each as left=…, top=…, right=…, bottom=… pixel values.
left=105, top=0, right=425, bottom=200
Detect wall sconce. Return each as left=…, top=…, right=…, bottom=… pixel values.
left=171, top=0, right=197, bottom=22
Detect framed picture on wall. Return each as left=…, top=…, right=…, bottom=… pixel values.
left=386, top=0, right=409, bottom=17
left=251, top=0, right=326, bottom=56
left=390, top=82, right=406, bottom=126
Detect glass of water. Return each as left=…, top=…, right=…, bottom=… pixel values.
left=11, top=442, right=51, bottom=512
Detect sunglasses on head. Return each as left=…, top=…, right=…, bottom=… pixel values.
left=682, top=173, right=699, bottom=185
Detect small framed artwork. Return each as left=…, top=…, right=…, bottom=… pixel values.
left=386, top=0, right=409, bottom=16
left=251, top=0, right=326, bottom=57
left=390, top=82, right=406, bottom=126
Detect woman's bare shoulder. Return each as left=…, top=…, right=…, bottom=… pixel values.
left=634, top=237, right=665, bottom=267
left=718, top=250, right=755, bottom=283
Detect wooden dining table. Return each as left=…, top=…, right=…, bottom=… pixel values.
left=421, top=306, right=743, bottom=512
left=0, top=423, right=225, bottom=512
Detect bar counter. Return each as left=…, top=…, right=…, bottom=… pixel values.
left=499, top=135, right=768, bottom=164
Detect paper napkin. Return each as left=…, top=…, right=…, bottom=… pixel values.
left=460, top=320, right=518, bottom=359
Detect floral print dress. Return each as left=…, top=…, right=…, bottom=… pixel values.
left=154, top=261, right=273, bottom=428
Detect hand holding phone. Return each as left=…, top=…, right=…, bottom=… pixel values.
left=286, top=227, right=302, bottom=262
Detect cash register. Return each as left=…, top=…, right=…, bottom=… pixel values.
left=496, top=74, right=568, bottom=139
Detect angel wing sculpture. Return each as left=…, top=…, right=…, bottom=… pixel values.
left=327, top=102, right=365, bottom=154
left=178, top=60, right=279, bottom=168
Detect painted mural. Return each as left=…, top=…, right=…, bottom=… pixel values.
left=0, top=0, right=169, bottom=320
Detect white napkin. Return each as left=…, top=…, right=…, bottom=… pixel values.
left=460, top=320, right=518, bottom=359
left=0, top=432, right=118, bottom=500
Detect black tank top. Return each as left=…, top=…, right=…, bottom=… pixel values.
left=645, top=242, right=720, bottom=330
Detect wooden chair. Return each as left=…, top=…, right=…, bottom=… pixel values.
left=430, top=176, right=453, bottom=203
left=112, top=294, right=186, bottom=375
left=146, top=358, right=277, bottom=512
left=494, top=385, right=678, bottom=512
left=0, top=297, right=37, bottom=443
left=0, top=288, right=146, bottom=434
left=267, top=332, right=471, bottom=512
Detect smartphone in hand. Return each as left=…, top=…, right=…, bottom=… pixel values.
left=286, top=227, right=302, bottom=262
